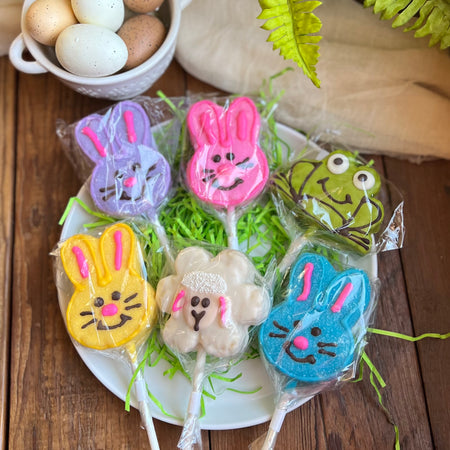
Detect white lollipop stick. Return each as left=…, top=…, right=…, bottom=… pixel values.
left=177, top=347, right=207, bottom=450
left=278, top=235, right=309, bottom=274
left=129, top=350, right=160, bottom=450
left=224, top=206, right=239, bottom=250
left=150, top=214, right=175, bottom=268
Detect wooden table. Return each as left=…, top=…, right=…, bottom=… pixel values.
left=1, top=55, right=449, bottom=450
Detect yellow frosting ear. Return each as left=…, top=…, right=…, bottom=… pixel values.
left=60, top=234, right=103, bottom=290
left=62, top=224, right=158, bottom=351
left=99, top=223, right=141, bottom=280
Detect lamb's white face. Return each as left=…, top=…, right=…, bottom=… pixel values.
left=156, top=247, right=270, bottom=358
left=181, top=286, right=221, bottom=332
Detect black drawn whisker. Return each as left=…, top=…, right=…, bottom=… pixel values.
left=125, top=303, right=142, bottom=310
left=269, top=332, right=287, bottom=338
left=236, top=157, right=250, bottom=166
left=124, top=293, right=138, bottom=303
left=318, top=342, right=337, bottom=348
left=81, top=318, right=97, bottom=329
left=202, top=174, right=216, bottom=183
left=99, top=184, right=116, bottom=193
left=318, top=349, right=336, bottom=357
left=273, top=320, right=290, bottom=333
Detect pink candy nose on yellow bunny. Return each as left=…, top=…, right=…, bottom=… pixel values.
left=102, top=303, right=119, bottom=316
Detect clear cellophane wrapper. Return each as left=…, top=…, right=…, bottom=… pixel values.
left=155, top=242, right=272, bottom=449
left=270, top=139, right=405, bottom=258
left=252, top=239, right=379, bottom=449
left=56, top=95, right=185, bottom=223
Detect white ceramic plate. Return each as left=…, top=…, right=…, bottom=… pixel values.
left=56, top=123, right=377, bottom=430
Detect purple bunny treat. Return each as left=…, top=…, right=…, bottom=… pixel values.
left=75, top=101, right=171, bottom=221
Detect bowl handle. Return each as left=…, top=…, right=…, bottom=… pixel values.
left=180, top=0, right=192, bottom=10
left=9, top=34, right=48, bottom=74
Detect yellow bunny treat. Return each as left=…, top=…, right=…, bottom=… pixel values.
left=60, top=223, right=161, bottom=449
left=61, top=223, right=157, bottom=351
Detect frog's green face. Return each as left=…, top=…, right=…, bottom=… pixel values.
left=272, top=150, right=384, bottom=254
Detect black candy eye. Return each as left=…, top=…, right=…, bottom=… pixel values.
left=201, top=298, right=210, bottom=308
left=94, top=297, right=104, bottom=307
left=111, top=291, right=121, bottom=301
left=311, top=327, right=321, bottom=336
left=114, top=170, right=124, bottom=179
left=191, top=296, right=200, bottom=306
left=132, top=163, right=141, bottom=171
left=226, top=153, right=235, bottom=161
left=212, top=154, right=221, bottom=163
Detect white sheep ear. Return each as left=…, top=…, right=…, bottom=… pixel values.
left=174, top=247, right=213, bottom=274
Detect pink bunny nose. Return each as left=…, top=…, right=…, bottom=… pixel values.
left=293, top=336, right=309, bottom=350
left=124, top=176, right=137, bottom=187
left=102, top=303, right=118, bottom=317
left=217, top=162, right=237, bottom=177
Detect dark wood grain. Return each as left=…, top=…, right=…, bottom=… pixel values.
left=1, top=52, right=449, bottom=450
left=0, top=57, right=16, bottom=450
left=384, top=158, right=450, bottom=450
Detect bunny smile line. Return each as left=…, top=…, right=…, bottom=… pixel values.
left=283, top=341, right=316, bottom=364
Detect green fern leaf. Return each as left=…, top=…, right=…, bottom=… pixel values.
left=364, top=0, right=450, bottom=49
left=258, top=0, right=323, bottom=87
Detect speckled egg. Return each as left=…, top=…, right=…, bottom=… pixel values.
left=25, top=0, right=78, bottom=46
left=123, top=0, right=165, bottom=13
left=71, top=0, right=124, bottom=32
left=55, top=24, right=128, bottom=77
left=117, top=14, right=166, bottom=70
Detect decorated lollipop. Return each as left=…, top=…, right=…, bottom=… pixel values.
left=272, top=150, right=384, bottom=255
left=186, top=96, right=269, bottom=249
left=156, top=246, right=271, bottom=449
left=257, top=252, right=372, bottom=449
left=60, top=223, right=160, bottom=449
left=75, top=100, right=173, bottom=263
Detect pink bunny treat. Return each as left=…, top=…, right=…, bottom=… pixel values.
left=186, top=97, right=269, bottom=209
left=75, top=100, right=171, bottom=221
left=156, top=246, right=270, bottom=357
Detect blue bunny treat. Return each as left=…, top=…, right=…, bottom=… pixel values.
left=75, top=100, right=171, bottom=221
left=260, top=252, right=371, bottom=384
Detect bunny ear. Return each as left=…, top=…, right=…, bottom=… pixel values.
left=99, top=223, right=140, bottom=279
left=60, top=234, right=103, bottom=290
left=75, top=113, right=112, bottom=163
left=108, top=101, right=154, bottom=152
left=324, top=269, right=371, bottom=327
left=187, top=100, right=224, bottom=149
left=226, top=97, right=260, bottom=146
left=287, top=253, right=337, bottom=312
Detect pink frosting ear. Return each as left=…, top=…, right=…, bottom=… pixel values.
left=75, top=114, right=110, bottom=163
left=226, top=97, right=260, bottom=146
left=187, top=100, right=224, bottom=149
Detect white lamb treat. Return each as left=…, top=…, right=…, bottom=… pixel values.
left=156, top=246, right=270, bottom=358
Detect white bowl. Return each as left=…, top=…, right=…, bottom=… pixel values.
left=9, top=0, right=191, bottom=100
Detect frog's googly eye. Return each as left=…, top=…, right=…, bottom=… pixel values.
left=353, top=170, right=376, bottom=190
left=327, top=153, right=349, bottom=174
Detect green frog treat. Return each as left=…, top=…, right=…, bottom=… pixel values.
left=272, top=150, right=384, bottom=254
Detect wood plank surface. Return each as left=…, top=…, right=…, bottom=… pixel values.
left=384, top=157, right=450, bottom=450
left=2, top=52, right=449, bottom=450
left=0, top=57, right=16, bottom=450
